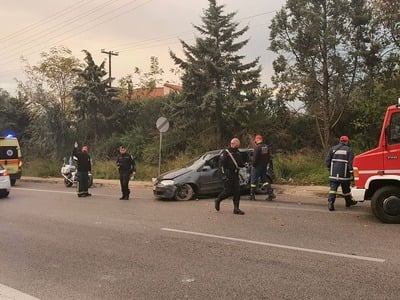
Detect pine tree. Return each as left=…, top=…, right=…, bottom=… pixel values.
left=170, top=0, right=261, bottom=147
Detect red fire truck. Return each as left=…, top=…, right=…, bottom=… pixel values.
left=352, top=99, right=400, bottom=223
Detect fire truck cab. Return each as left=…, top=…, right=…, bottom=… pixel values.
left=352, top=99, right=400, bottom=223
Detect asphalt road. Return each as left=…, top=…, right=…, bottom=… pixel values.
left=0, top=179, right=399, bottom=300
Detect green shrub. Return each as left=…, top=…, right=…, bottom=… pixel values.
left=23, top=151, right=328, bottom=185
left=23, top=159, right=61, bottom=177
left=273, top=151, right=327, bottom=185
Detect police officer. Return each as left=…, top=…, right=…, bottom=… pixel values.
left=72, top=142, right=92, bottom=197
left=249, top=134, right=276, bottom=201
left=116, top=145, right=136, bottom=200
left=325, top=135, right=357, bottom=211
left=214, top=138, right=246, bottom=215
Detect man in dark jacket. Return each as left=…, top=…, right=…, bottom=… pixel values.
left=72, top=142, right=92, bottom=197
left=116, top=145, right=136, bottom=200
left=249, top=134, right=276, bottom=201
left=214, top=138, right=246, bottom=215
left=325, top=135, right=357, bottom=211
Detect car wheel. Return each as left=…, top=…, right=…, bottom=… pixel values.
left=175, top=184, right=194, bottom=201
left=0, top=190, right=9, bottom=198
left=371, top=186, right=400, bottom=224
left=64, top=178, right=73, bottom=187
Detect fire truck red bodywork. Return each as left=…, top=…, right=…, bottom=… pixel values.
left=352, top=103, right=400, bottom=223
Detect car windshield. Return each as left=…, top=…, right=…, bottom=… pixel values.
left=183, top=152, right=219, bottom=170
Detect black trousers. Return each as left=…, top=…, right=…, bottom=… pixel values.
left=216, top=174, right=240, bottom=207
left=77, top=171, right=89, bottom=196
left=119, top=172, right=131, bottom=197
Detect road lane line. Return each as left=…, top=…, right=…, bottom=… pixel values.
left=0, top=283, right=40, bottom=300
left=13, top=187, right=76, bottom=194
left=242, top=203, right=371, bottom=215
left=161, top=228, right=385, bottom=263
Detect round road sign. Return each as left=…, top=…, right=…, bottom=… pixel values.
left=156, top=117, right=169, bottom=133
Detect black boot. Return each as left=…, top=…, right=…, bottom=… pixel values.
left=249, top=188, right=256, bottom=200
left=233, top=208, right=245, bottom=215
left=266, top=192, right=276, bottom=201
left=328, top=200, right=335, bottom=211
left=233, top=199, right=245, bottom=215
left=345, top=197, right=357, bottom=207
left=119, top=194, right=126, bottom=200
left=215, top=198, right=221, bottom=211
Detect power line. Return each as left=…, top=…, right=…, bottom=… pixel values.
left=0, top=0, right=128, bottom=60
left=0, top=0, right=95, bottom=43
left=0, top=0, right=154, bottom=69
left=0, top=5, right=277, bottom=81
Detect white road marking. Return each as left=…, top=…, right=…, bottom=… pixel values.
left=161, top=228, right=385, bottom=263
left=12, top=187, right=147, bottom=200
left=13, top=187, right=76, bottom=194
left=242, top=202, right=371, bottom=215
left=0, top=283, right=40, bottom=300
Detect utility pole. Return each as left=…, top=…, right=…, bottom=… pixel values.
left=101, top=49, right=119, bottom=87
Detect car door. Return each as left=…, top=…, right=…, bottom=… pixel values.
left=197, top=155, right=223, bottom=194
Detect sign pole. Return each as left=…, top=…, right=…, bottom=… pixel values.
left=156, top=117, right=169, bottom=178
left=158, top=132, right=162, bottom=177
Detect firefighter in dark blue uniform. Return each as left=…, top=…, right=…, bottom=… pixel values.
left=214, top=138, right=246, bottom=215
left=325, top=135, right=357, bottom=211
left=116, top=145, right=136, bottom=200
left=72, top=142, right=92, bottom=197
left=249, top=134, right=276, bottom=201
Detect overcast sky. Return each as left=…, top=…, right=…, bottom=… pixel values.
left=0, top=0, right=286, bottom=95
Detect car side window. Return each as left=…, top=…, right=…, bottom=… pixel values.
left=240, top=151, right=251, bottom=164
left=207, top=156, right=219, bottom=169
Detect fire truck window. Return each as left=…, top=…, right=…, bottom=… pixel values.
left=389, top=113, right=400, bottom=144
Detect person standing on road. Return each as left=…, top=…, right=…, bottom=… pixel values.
left=249, top=134, right=276, bottom=201
left=215, top=138, right=246, bottom=215
left=116, top=145, right=136, bottom=200
left=325, top=135, right=357, bottom=211
left=72, top=142, right=92, bottom=197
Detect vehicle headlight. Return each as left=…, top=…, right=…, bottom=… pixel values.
left=159, top=180, right=175, bottom=186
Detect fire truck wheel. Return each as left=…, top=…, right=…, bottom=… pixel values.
left=371, top=186, right=400, bottom=224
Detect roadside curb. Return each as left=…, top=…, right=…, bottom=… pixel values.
left=20, top=177, right=327, bottom=196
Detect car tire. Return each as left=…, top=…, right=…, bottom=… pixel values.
left=371, top=186, right=400, bottom=224
left=175, top=183, right=194, bottom=201
left=0, top=190, right=9, bottom=198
